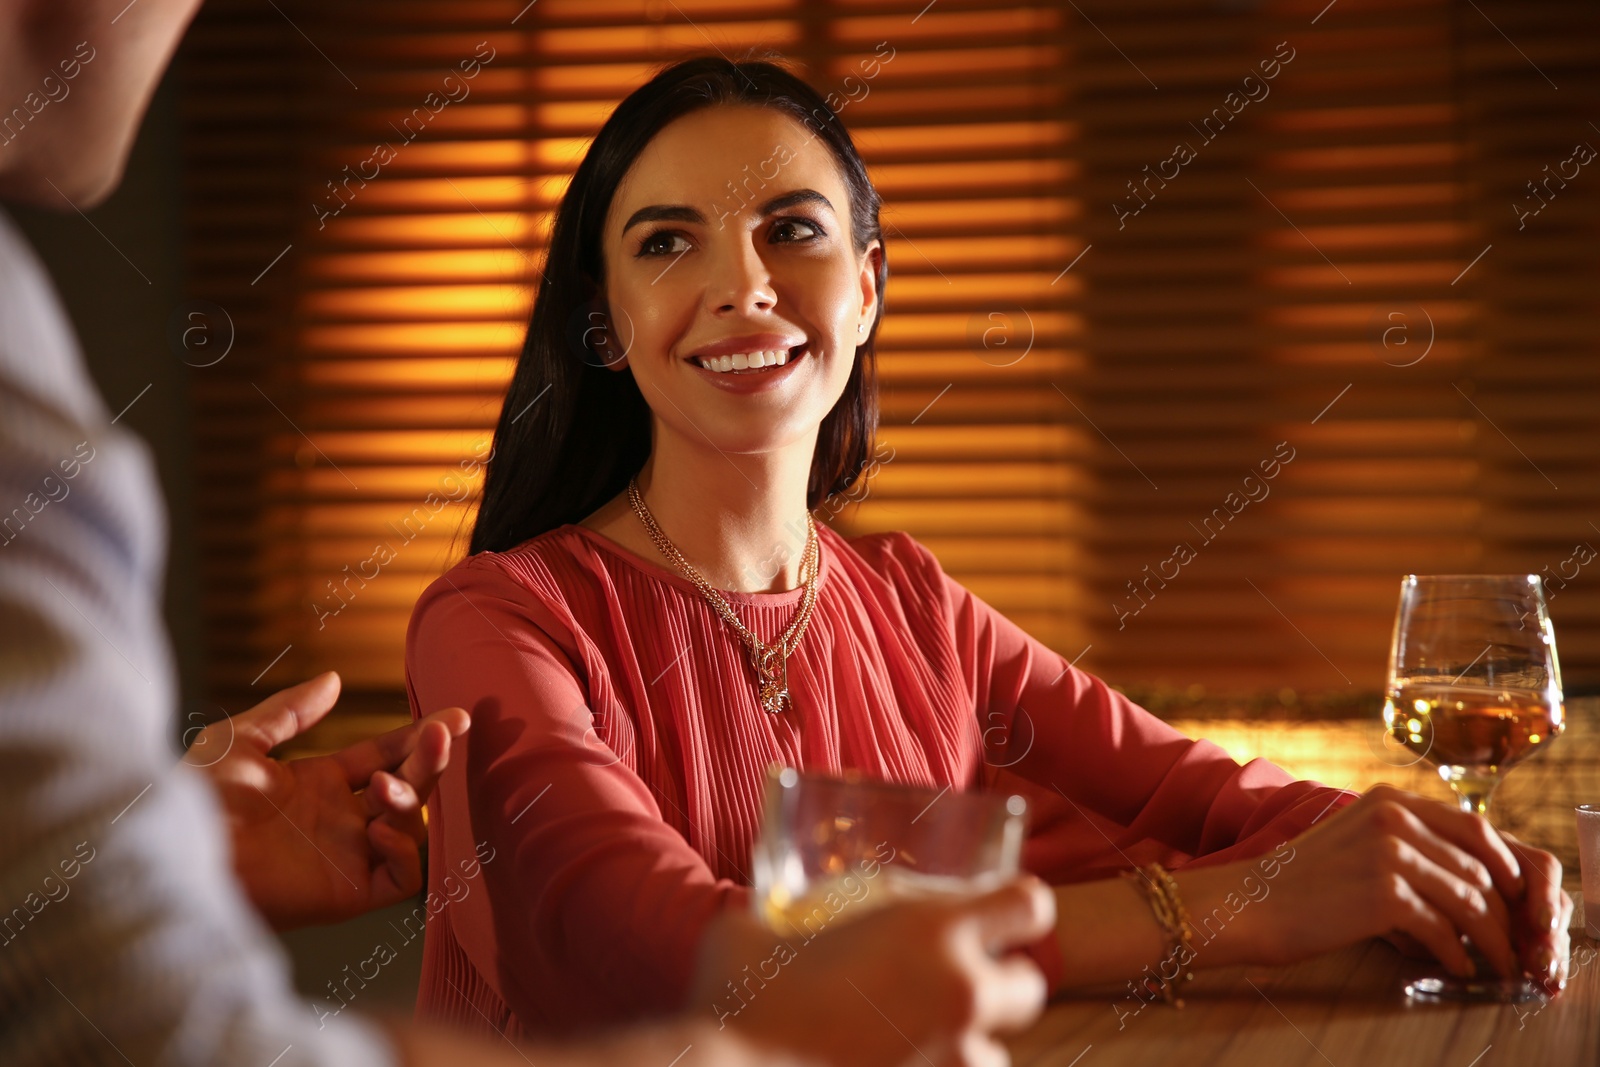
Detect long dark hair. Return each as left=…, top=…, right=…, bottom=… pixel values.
left=468, top=55, right=887, bottom=555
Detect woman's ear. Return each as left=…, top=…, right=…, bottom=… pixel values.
left=857, top=239, right=884, bottom=338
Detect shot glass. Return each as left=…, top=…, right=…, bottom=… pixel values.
left=1576, top=804, right=1600, bottom=938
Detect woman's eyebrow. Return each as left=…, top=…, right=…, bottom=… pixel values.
left=756, top=188, right=834, bottom=216
left=620, top=189, right=836, bottom=236
left=621, top=204, right=704, bottom=234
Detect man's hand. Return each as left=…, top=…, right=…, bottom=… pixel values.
left=689, top=878, right=1054, bottom=1067
left=187, top=671, right=468, bottom=930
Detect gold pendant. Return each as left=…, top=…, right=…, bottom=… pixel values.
left=754, top=645, right=790, bottom=714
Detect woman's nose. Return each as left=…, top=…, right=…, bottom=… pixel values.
left=706, top=239, right=776, bottom=315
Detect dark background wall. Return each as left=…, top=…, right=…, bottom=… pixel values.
left=8, top=68, right=424, bottom=1016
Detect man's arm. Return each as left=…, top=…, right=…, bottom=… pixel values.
left=0, top=209, right=396, bottom=1065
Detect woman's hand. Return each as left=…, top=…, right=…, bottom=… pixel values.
left=1495, top=827, right=1574, bottom=991
left=1253, top=784, right=1572, bottom=991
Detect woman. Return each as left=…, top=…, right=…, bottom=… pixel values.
left=406, top=55, right=1572, bottom=1039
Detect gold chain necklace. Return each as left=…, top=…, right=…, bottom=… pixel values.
left=627, top=476, right=819, bottom=714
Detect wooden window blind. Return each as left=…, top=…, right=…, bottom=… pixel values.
left=176, top=0, right=1600, bottom=724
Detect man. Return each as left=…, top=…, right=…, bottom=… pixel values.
left=0, top=2, right=1053, bottom=1064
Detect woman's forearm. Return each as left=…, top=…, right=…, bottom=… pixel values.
left=1051, top=855, right=1285, bottom=990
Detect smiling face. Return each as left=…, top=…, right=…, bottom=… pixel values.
left=598, top=105, right=881, bottom=456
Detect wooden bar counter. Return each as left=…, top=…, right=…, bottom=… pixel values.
left=1010, top=897, right=1596, bottom=1066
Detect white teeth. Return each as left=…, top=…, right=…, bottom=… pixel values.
left=695, top=348, right=799, bottom=374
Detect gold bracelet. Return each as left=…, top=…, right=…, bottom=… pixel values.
left=1120, top=861, right=1197, bottom=1007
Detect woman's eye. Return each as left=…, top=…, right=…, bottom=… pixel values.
left=771, top=218, right=823, bottom=243
left=637, top=231, right=691, bottom=257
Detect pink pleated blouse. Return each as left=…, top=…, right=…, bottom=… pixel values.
left=404, top=521, right=1358, bottom=1040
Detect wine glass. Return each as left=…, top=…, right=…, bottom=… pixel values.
left=749, top=766, right=1027, bottom=937
left=1382, top=574, right=1565, bottom=1003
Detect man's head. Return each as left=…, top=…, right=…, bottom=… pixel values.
left=0, top=0, right=203, bottom=209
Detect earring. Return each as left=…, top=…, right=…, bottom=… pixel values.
left=857, top=323, right=866, bottom=334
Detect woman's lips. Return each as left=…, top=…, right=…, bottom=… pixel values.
left=693, top=344, right=805, bottom=374
left=689, top=344, right=810, bottom=390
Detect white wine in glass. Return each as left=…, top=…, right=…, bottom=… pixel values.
left=749, top=766, right=1027, bottom=938
left=1384, top=575, right=1565, bottom=814
left=1382, top=574, right=1565, bottom=1003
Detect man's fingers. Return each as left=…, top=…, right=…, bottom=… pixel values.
left=364, top=769, right=419, bottom=818
left=394, top=718, right=453, bottom=793
left=956, top=1031, right=1012, bottom=1067
left=332, top=707, right=466, bottom=788
left=366, top=769, right=428, bottom=862
left=971, top=955, right=1047, bottom=1035
left=353, top=718, right=454, bottom=835
left=233, top=672, right=342, bottom=752
left=956, top=876, right=1056, bottom=956
left=368, top=818, right=423, bottom=907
